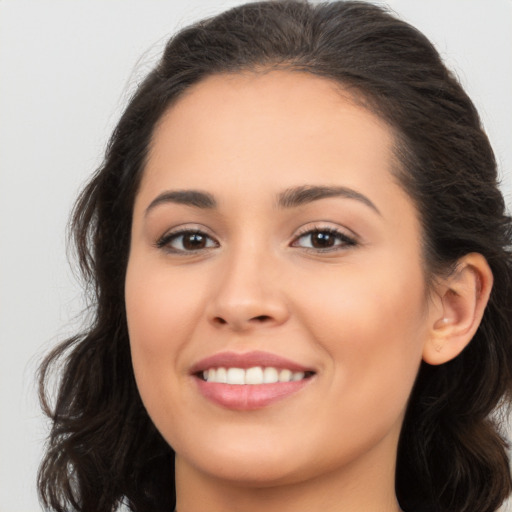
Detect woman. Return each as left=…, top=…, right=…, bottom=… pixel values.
left=38, top=1, right=512, bottom=512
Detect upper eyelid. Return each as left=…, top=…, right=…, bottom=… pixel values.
left=158, top=223, right=217, bottom=238
left=292, top=223, right=359, bottom=240
left=155, top=225, right=219, bottom=248
left=292, top=230, right=356, bottom=244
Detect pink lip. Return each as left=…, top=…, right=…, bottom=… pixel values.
left=195, top=379, right=311, bottom=410
left=190, top=351, right=315, bottom=411
left=190, top=350, right=312, bottom=373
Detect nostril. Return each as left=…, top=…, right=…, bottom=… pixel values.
left=211, top=314, right=275, bottom=328
left=252, top=315, right=272, bottom=322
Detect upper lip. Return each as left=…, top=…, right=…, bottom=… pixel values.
left=190, top=350, right=314, bottom=374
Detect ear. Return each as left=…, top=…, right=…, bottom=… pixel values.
left=423, top=253, right=493, bottom=366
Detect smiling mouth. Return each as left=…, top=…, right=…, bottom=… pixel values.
left=191, top=351, right=316, bottom=409
left=199, top=366, right=315, bottom=385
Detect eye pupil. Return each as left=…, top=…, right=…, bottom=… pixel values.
left=311, top=232, right=334, bottom=248
left=183, top=233, right=206, bottom=250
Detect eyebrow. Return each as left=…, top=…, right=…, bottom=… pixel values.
left=145, top=190, right=217, bottom=216
left=276, top=185, right=381, bottom=215
left=144, top=184, right=380, bottom=216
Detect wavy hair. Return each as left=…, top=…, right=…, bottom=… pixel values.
left=38, top=2, right=512, bottom=511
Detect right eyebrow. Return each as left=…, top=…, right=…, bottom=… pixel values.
left=144, top=189, right=217, bottom=217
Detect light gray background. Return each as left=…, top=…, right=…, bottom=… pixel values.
left=1, top=1, right=511, bottom=510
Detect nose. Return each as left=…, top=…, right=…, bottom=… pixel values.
left=206, top=246, right=290, bottom=332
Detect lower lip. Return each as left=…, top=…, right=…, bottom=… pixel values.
left=195, top=377, right=311, bottom=410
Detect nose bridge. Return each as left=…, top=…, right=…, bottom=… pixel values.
left=208, top=237, right=289, bottom=330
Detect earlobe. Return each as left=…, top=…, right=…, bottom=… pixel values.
left=423, top=253, right=493, bottom=366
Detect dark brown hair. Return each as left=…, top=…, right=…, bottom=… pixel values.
left=38, top=2, right=512, bottom=511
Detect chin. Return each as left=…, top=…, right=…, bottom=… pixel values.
left=173, top=431, right=315, bottom=486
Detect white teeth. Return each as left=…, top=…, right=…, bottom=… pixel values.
left=216, top=367, right=227, bottom=383
left=245, top=366, right=264, bottom=384
left=202, top=366, right=308, bottom=384
left=279, top=369, right=292, bottom=382
left=226, top=368, right=245, bottom=385
left=263, top=367, right=279, bottom=383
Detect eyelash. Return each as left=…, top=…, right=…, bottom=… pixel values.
left=156, top=229, right=219, bottom=253
left=155, top=226, right=358, bottom=254
left=291, top=226, right=358, bottom=253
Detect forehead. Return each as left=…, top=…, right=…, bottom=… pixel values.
left=143, top=70, right=400, bottom=195
left=153, top=70, right=394, bottom=149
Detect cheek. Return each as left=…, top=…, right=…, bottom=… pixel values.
left=124, top=257, right=207, bottom=407
left=126, top=259, right=204, bottom=348
left=294, top=257, right=428, bottom=397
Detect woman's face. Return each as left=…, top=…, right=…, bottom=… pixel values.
left=125, top=71, right=437, bottom=487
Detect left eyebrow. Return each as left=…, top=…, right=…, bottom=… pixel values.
left=276, top=185, right=381, bottom=215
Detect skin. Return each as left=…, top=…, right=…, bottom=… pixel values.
left=125, top=70, right=491, bottom=512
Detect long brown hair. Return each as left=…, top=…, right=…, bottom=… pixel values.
left=39, top=2, right=512, bottom=511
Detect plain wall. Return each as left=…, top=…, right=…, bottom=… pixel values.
left=1, top=1, right=511, bottom=510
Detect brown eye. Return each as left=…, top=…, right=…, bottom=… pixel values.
left=157, top=230, right=218, bottom=253
left=292, top=228, right=357, bottom=252
left=310, top=231, right=336, bottom=248
left=182, top=233, right=208, bottom=250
